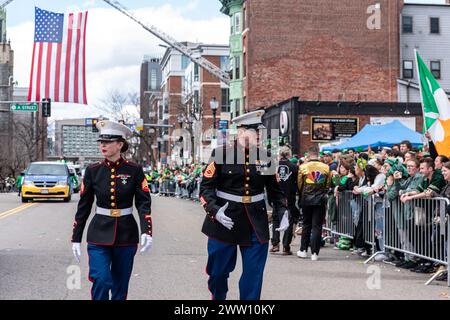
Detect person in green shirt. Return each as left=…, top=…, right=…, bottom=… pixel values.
left=400, top=157, right=446, bottom=202
left=16, top=172, right=24, bottom=197
left=386, top=158, right=423, bottom=265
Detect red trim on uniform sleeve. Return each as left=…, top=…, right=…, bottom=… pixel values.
left=141, top=179, right=150, bottom=193
left=80, top=181, right=85, bottom=195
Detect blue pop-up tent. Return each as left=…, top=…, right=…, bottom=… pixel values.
left=322, top=120, right=423, bottom=151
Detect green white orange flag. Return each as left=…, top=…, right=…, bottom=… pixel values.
left=415, top=50, right=450, bottom=156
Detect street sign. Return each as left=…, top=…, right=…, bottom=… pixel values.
left=10, top=103, right=38, bottom=112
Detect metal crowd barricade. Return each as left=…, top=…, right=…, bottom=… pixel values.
left=364, top=196, right=449, bottom=286
left=159, top=180, right=173, bottom=196
left=181, top=184, right=189, bottom=198
left=331, top=191, right=355, bottom=239
left=324, top=191, right=376, bottom=251
left=175, top=183, right=181, bottom=197
left=361, top=194, right=376, bottom=249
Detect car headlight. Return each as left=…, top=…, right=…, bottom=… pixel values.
left=23, top=180, right=34, bottom=186
left=56, top=181, right=68, bottom=186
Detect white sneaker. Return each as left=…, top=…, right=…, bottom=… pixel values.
left=311, top=254, right=319, bottom=261
left=374, top=254, right=388, bottom=262
left=297, top=250, right=307, bottom=258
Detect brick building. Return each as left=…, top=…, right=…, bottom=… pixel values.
left=182, top=44, right=230, bottom=164
left=139, top=55, right=162, bottom=167
left=160, top=43, right=229, bottom=165
left=220, top=0, right=403, bottom=111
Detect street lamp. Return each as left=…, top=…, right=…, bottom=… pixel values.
left=210, top=97, right=219, bottom=139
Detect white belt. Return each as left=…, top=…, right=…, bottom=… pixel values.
left=96, top=206, right=133, bottom=217
left=216, top=191, right=265, bottom=204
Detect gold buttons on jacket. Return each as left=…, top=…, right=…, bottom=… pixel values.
left=245, top=191, right=250, bottom=195
left=111, top=181, right=115, bottom=186
left=111, top=175, right=115, bottom=179
left=246, top=169, right=250, bottom=173
left=111, top=169, right=115, bottom=173
left=111, top=196, right=115, bottom=200
left=245, top=162, right=249, bottom=166
left=246, top=177, right=250, bottom=181
left=245, top=184, right=249, bottom=188
left=111, top=202, right=116, bottom=207
left=110, top=188, right=115, bottom=193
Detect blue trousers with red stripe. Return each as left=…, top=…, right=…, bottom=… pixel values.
left=87, top=244, right=137, bottom=300
left=206, top=233, right=269, bottom=300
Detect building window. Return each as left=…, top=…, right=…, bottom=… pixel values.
left=229, top=58, right=234, bottom=80
left=243, top=5, right=247, bottom=30
left=220, top=56, right=230, bottom=72
left=402, top=16, right=413, bottom=34
left=235, top=99, right=241, bottom=116
left=243, top=52, right=247, bottom=78
left=403, top=60, right=414, bottom=79
left=194, top=90, right=199, bottom=113
left=234, top=12, right=241, bottom=34
left=181, top=55, right=190, bottom=70
left=430, top=17, right=440, bottom=34
left=431, top=61, right=441, bottom=79
left=230, top=16, right=234, bottom=35
left=221, top=88, right=230, bottom=113
left=235, top=56, right=241, bottom=80
left=150, top=69, right=157, bottom=91
left=194, top=64, right=199, bottom=82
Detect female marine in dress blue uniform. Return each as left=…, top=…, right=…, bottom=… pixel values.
left=71, top=120, right=153, bottom=300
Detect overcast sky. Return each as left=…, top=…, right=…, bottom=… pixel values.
left=4, top=0, right=446, bottom=121
left=6, top=0, right=228, bottom=122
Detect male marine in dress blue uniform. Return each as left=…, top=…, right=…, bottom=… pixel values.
left=200, top=110, right=289, bottom=300
left=71, top=121, right=152, bottom=300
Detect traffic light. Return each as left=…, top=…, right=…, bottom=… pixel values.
left=41, top=98, right=51, bottom=117
left=92, top=118, right=99, bottom=132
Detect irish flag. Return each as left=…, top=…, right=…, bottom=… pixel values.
left=416, top=50, right=450, bottom=156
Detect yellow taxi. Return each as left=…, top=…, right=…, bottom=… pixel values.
left=21, top=162, right=74, bottom=203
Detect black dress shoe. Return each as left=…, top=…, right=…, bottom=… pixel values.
left=395, top=260, right=407, bottom=268
left=400, top=261, right=418, bottom=269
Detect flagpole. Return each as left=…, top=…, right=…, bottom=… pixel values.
left=414, top=49, right=427, bottom=134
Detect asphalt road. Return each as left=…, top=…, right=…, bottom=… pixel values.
left=0, top=192, right=449, bottom=300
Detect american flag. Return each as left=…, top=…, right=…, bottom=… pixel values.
left=28, top=7, right=88, bottom=104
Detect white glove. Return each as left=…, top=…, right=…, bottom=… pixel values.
left=276, top=210, right=290, bottom=232
left=140, top=234, right=153, bottom=253
left=215, top=202, right=234, bottom=230
left=72, top=243, right=81, bottom=263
